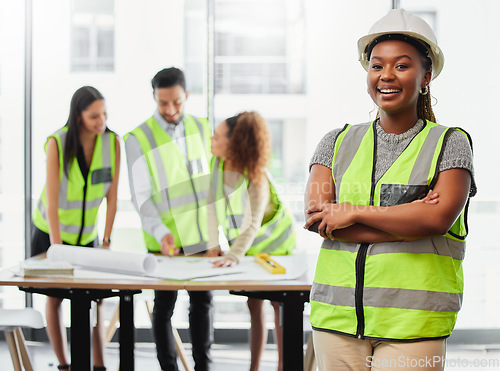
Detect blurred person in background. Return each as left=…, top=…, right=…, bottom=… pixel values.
left=206, top=111, right=296, bottom=371
left=32, top=86, right=120, bottom=371
left=125, top=67, right=213, bottom=371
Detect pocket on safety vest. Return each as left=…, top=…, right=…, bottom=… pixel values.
left=379, top=184, right=428, bottom=207
left=91, top=168, right=113, bottom=184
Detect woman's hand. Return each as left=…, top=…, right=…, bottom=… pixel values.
left=413, top=189, right=439, bottom=204
left=205, top=248, right=224, bottom=257
left=304, top=202, right=358, bottom=240
left=212, top=256, right=236, bottom=268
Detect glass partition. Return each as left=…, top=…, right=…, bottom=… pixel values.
left=29, top=0, right=211, bottom=327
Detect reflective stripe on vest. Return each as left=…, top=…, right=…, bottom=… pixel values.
left=312, top=284, right=462, bottom=312
left=33, top=127, right=115, bottom=245
left=125, top=114, right=211, bottom=252
left=211, top=157, right=295, bottom=256
left=311, top=120, right=471, bottom=341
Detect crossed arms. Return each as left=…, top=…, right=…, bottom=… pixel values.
left=304, top=164, right=471, bottom=243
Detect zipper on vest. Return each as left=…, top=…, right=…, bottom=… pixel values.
left=355, top=242, right=369, bottom=338
left=75, top=143, right=90, bottom=246
left=355, top=123, right=377, bottom=338
left=187, top=161, right=203, bottom=244
left=183, top=123, right=204, bottom=246
left=369, top=122, right=378, bottom=206
left=77, top=180, right=87, bottom=246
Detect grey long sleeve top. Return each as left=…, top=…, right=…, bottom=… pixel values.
left=207, top=172, right=275, bottom=263
left=310, top=119, right=476, bottom=196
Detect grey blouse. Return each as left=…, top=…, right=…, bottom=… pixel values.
left=310, top=119, right=476, bottom=196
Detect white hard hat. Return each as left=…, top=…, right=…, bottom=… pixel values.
left=358, top=9, right=444, bottom=80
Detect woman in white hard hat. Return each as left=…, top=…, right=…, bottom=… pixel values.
left=304, top=9, right=476, bottom=370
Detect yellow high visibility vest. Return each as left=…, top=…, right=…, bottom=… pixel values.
left=211, top=157, right=296, bottom=256
left=33, top=127, right=116, bottom=245
left=311, top=120, right=471, bottom=340
left=125, top=114, right=211, bottom=253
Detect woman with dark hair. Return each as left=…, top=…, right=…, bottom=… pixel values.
left=206, top=111, right=296, bottom=371
left=304, top=9, right=475, bottom=369
left=32, top=86, right=120, bottom=371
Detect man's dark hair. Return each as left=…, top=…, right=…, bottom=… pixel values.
left=151, top=67, right=186, bottom=91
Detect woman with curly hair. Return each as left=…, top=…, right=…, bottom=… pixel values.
left=205, top=111, right=296, bottom=371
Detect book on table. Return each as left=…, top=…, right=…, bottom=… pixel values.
left=21, top=260, right=74, bottom=277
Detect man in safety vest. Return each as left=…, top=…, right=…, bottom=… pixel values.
left=125, top=67, right=213, bottom=371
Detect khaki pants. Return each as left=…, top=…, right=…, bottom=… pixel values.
left=313, top=330, right=446, bottom=371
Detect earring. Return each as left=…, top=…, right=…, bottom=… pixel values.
left=420, top=85, right=429, bottom=95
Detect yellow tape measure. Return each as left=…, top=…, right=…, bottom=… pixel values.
left=254, top=253, right=286, bottom=274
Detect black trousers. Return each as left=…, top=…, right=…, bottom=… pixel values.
left=152, top=290, right=214, bottom=371
left=31, top=224, right=97, bottom=256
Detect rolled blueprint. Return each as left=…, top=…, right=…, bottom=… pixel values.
left=46, top=244, right=157, bottom=276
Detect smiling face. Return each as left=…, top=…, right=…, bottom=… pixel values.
left=79, top=99, right=107, bottom=135
left=367, top=40, right=431, bottom=121
left=211, top=121, right=230, bottom=159
left=154, top=85, right=189, bottom=124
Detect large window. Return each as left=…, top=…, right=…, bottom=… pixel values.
left=70, top=0, right=115, bottom=72
left=186, top=0, right=305, bottom=96
left=184, top=0, right=207, bottom=95
left=214, top=0, right=305, bottom=94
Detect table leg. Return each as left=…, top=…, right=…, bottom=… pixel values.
left=70, top=293, right=93, bottom=371
left=20, top=287, right=141, bottom=371
left=119, top=292, right=135, bottom=371
left=281, top=293, right=306, bottom=370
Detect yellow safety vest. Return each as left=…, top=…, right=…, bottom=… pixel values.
left=33, top=127, right=116, bottom=245
left=311, top=120, right=471, bottom=341
left=211, top=157, right=296, bottom=256
left=124, top=114, right=211, bottom=253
